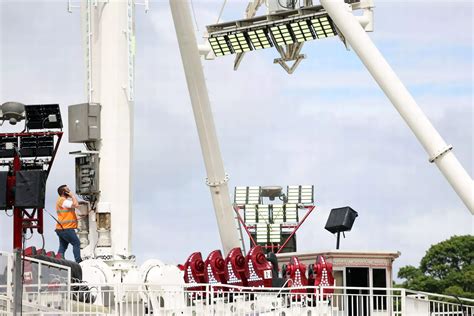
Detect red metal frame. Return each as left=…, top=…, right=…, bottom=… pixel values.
left=1, top=131, right=63, bottom=250
left=234, top=204, right=316, bottom=254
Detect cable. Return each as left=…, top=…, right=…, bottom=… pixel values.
left=216, top=0, right=227, bottom=24
left=190, top=0, right=200, bottom=31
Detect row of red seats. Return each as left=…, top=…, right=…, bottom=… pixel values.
left=181, top=245, right=335, bottom=296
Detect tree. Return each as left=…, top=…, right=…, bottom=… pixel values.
left=397, top=235, right=474, bottom=298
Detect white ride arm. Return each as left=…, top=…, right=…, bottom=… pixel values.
left=321, top=0, right=474, bottom=214
left=170, top=0, right=242, bottom=253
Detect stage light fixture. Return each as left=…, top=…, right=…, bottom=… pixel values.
left=244, top=204, right=257, bottom=223
left=284, top=204, right=298, bottom=223
left=256, top=223, right=268, bottom=243
left=234, top=186, right=261, bottom=205
left=269, top=224, right=281, bottom=243
left=287, top=185, right=314, bottom=204
left=206, top=4, right=340, bottom=58
left=257, top=204, right=270, bottom=223
left=272, top=205, right=285, bottom=223
left=310, top=16, right=335, bottom=38
left=270, top=24, right=294, bottom=46
left=208, top=35, right=232, bottom=57
left=227, top=33, right=252, bottom=53
left=290, top=20, right=315, bottom=43
left=247, top=29, right=273, bottom=50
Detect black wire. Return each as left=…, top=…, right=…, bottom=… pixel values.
left=41, top=233, right=45, bottom=251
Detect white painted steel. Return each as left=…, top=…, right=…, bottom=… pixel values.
left=169, top=0, right=241, bottom=254
left=320, top=0, right=474, bottom=214
left=2, top=281, right=473, bottom=316
left=80, top=0, right=135, bottom=263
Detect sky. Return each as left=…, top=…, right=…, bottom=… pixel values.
left=0, top=0, right=472, bottom=281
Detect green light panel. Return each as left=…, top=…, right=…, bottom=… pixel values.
left=310, top=16, right=336, bottom=39
left=290, top=20, right=315, bottom=43
left=228, top=33, right=252, bottom=53
left=247, top=29, right=272, bottom=50
left=208, top=35, right=232, bottom=57
left=270, top=24, right=295, bottom=46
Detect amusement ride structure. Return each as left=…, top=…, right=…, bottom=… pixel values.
left=0, top=0, right=473, bottom=315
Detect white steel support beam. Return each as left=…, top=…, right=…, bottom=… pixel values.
left=321, top=0, right=474, bottom=214
left=169, top=0, right=242, bottom=254
left=80, top=0, right=135, bottom=263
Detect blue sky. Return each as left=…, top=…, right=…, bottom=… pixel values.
left=0, top=0, right=472, bottom=281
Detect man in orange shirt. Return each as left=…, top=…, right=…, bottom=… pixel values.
left=55, top=185, right=82, bottom=263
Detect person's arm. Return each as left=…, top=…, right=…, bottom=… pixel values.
left=66, top=190, right=80, bottom=208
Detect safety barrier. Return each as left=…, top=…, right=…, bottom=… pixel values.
left=0, top=251, right=473, bottom=316
left=1, top=282, right=473, bottom=316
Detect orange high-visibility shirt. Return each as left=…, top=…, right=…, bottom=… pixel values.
left=55, top=197, right=78, bottom=230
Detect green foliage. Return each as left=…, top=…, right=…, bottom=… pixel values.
left=397, top=235, right=474, bottom=298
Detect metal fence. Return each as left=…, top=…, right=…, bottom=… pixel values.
left=0, top=251, right=71, bottom=315
left=0, top=252, right=473, bottom=316
left=2, top=282, right=473, bottom=316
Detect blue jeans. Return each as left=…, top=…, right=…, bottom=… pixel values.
left=56, top=229, right=82, bottom=263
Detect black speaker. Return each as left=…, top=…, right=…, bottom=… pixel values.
left=15, top=170, right=46, bottom=208
left=325, top=206, right=358, bottom=234
left=0, top=171, right=8, bottom=209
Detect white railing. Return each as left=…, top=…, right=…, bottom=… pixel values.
left=1, top=252, right=473, bottom=316
left=1, top=282, right=473, bottom=316
left=0, top=251, right=71, bottom=315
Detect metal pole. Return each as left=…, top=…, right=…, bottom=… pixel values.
left=12, top=248, right=22, bottom=316
left=169, top=0, right=241, bottom=254
left=336, top=232, right=341, bottom=250
left=321, top=0, right=474, bottom=215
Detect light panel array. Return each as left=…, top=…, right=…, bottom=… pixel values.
left=247, top=29, right=272, bottom=50
left=270, top=24, right=294, bottom=46
left=208, top=14, right=337, bottom=57
left=234, top=186, right=261, bottom=205
left=227, top=33, right=251, bottom=53
left=290, top=20, right=315, bottom=43
left=287, top=185, right=314, bottom=205
left=255, top=224, right=281, bottom=243
left=244, top=205, right=257, bottom=223
left=256, top=223, right=269, bottom=243
left=284, top=204, right=299, bottom=223
left=244, top=204, right=299, bottom=224
left=208, top=35, right=232, bottom=57
left=272, top=205, right=285, bottom=223
left=269, top=224, right=281, bottom=243
left=311, top=16, right=335, bottom=38
left=257, top=205, right=270, bottom=223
